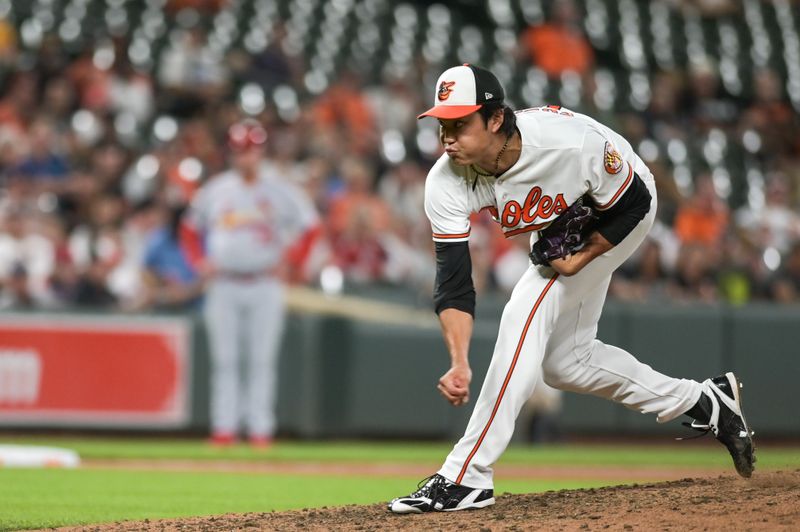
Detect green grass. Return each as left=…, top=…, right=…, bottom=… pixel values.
left=3, top=435, right=800, bottom=468
left=0, top=468, right=609, bottom=531
left=1, top=436, right=798, bottom=531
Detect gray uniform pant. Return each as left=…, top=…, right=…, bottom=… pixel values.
left=204, top=276, right=285, bottom=438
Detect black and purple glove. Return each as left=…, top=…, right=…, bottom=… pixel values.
left=529, top=195, right=598, bottom=266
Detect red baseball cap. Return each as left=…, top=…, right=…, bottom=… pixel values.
left=227, top=119, right=268, bottom=151
left=417, top=64, right=505, bottom=120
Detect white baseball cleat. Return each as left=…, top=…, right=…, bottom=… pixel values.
left=388, top=474, right=495, bottom=513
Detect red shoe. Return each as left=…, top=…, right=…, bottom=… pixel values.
left=249, top=436, right=273, bottom=450
left=209, top=432, right=236, bottom=447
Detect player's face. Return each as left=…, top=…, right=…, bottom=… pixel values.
left=232, top=146, right=264, bottom=173
left=438, top=112, right=494, bottom=166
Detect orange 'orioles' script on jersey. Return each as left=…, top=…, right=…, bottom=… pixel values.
left=500, top=187, right=568, bottom=229
left=424, top=106, right=649, bottom=243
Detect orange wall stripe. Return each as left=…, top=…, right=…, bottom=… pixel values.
left=455, top=273, right=560, bottom=485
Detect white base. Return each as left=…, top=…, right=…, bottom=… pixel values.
left=0, top=445, right=80, bottom=468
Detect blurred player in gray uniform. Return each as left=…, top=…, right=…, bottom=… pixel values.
left=184, top=119, right=318, bottom=447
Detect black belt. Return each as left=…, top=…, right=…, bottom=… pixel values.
left=219, top=271, right=271, bottom=282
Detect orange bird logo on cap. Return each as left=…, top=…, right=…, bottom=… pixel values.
left=438, top=81, right=456, bottom=101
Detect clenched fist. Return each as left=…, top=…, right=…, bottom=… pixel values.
left=437, top=365, right=472, bottom=406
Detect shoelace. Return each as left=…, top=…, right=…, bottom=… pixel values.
left=412, top=474, right=447, bottom=501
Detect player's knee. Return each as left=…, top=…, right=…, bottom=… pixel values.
left=541, top=366, right=569, bottom=390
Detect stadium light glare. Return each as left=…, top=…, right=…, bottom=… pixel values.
left=136, top=155, right=160, bottom=180
left=93, top=44, right=115, bottom=71
left=593, top=69, right=616, bottom=111
left=416, top=127, right=439, bottom=157
left=304, top=71, right=328, bottom=95
left=638, top=139, right=659, bottom=163
left=178, top=158, right=203, bottom=182
left=746, top=168, right=765, bottom=211
left=176, top=8, right=200, bottom=29
left=20, top=19, right=44, bottom=48
left=240, top=84, right=266, bottom=116
left=763, top=247, right=781, bottom=272
left=244, top=31, right=268, bottom=54
left=105, top=6, right=129, bottom=36
left=37, top=193, right=58, bottom=213
left=33, top=9, right=55, bottom=31
left=58, top=18, right=82, bottom=43
left=153, top=116, right=179, bottom=143
left=114, top=112, right=138, bottom=140
left=742, top=130, right=762, bottom=154
left=559, top=71, right=582, bottom=108
left=711, top=167, right=732, bottom=199
left=667, top=139, right=687, bottom=165
left=381, top=130, right=406, bottom=165
left=673, top=165, right=693, bottom=197
left=494, top=28, right=516, bottom=53
left=320, top=265, right=344, bottom=295
left=427, top=4, right=451, bottom=27
left=71, top=110, right=103, bottom=146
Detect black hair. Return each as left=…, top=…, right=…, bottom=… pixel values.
left=477, top=102, right=517, bottom=138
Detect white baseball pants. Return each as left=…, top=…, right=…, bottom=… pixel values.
left=204, top=276, right=285, bottom=438
left=438, top=176, right=704, bottom=489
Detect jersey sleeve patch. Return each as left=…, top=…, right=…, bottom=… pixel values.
left=603, top=141, right=624, bottom=175
left=582, top=128, right=636, bottom=212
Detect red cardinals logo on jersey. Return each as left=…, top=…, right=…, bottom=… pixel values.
left=604, top=142, right=624, bottom=175
left=501, top=187, right=568, bottom=229
left=437, top=81, right=456, bottom=101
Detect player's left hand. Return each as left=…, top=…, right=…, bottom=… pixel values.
left=438, top=365, right=472, bottom=406
left=529, top=195, right=598, bottom=266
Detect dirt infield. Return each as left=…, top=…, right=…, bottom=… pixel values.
left=81, top=458, right=729, bottom=482
left=59, top=469, right=800, bottom=531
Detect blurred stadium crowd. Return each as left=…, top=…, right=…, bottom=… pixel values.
left=1, top=0, right=800, bottom=311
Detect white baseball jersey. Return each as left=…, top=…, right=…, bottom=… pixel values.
left=427, top=106, right=706, bottom=490
left=189, top=164, right=318, bottom=273
left=425, top=106, right=650, bottom=243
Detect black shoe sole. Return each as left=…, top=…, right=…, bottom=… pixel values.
left=725, top=372, right=756, bottom=478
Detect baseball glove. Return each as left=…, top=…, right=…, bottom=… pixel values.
left=529, top=194, right=599, bottom=266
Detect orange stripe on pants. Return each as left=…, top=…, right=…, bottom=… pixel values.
left=455, top=273, right=559, bottom=485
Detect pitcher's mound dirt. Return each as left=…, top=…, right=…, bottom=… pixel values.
left=64, top=469, right=800, bottom=531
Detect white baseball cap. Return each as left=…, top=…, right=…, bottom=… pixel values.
left=417, top=63, right=506, bottom=120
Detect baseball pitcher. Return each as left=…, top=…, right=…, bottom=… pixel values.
left=389, top=64, right=755, bottom=513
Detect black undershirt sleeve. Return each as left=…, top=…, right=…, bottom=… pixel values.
left=432, top=241, right=476, bottom=317
left=594, top=172, right=652, bottom=246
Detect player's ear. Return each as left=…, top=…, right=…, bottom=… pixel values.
left=489, top=108, right=504, bottom=134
